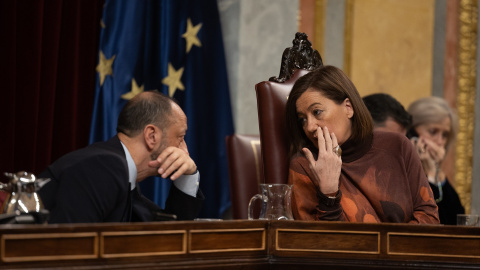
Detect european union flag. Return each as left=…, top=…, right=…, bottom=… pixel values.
left=90, top=0, right=234, bottom=218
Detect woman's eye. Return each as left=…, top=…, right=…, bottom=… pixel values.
left=313, top=110, right=322, bottom=116
left=298, top=117, right=307, bottom=126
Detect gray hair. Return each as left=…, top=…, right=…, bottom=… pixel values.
left=407, top=96, right=458, bottom=149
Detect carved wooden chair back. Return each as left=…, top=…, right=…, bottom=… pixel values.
left=255, top=32, right=323, bottom=185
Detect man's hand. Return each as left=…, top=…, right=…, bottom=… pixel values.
left=148, top=142, right=197, bottom=180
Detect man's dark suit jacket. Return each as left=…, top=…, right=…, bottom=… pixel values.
left=38, top=136, right=204, bottom=223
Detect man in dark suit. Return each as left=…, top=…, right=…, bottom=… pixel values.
left=38, top=91, right=204, bottom=223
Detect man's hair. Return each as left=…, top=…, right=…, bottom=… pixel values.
left=117, top=90, right=175, bottom=137
left=362, top=93, right=412, bottom=129
left=285, top=65, right=374, bottom=157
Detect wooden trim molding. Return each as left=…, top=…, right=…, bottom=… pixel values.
left=314, top=0, right=326, bottom=56
left=250, top=140, right=262, bottom=187
left=189, top=228, right=266, bottom=253
left=1, top=221, right=480, bottom=269
left=1, top=232, right=97, bottom=262
left=100, top=230, right=187, bottom=258
left=299, top=0, right=326, bottom=53
left=455, top=0, right=478, bottom=214
left=387, top=232, right=480, bottom=258
left=275, top=228, right=380, bottom=254
left=343, top=0, right=354, bottom=76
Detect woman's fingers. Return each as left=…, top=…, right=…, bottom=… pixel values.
left=423, top=138, right=445, bottom=162
left=304, top=128, right=342, bottom=194
left=317, top=127, right=335, bottom=151
left=316, top=127, right=327, bottom=157
left=323, top=126, right=333, bottom=153
left=331, top=132, right=339, bottom=156
left=317, top=126, right=339, bottom=156
left=302, top=148, right=315, bottom=165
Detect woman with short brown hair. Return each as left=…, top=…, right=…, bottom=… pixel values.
left=286, top=65, right=439, bottom=223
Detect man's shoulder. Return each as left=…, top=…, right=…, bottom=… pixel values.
left=87, top=136, right=124, bottom=154
left=46, top=137, right=126, bottom=173
left=63, top=136, right=123, bottom=158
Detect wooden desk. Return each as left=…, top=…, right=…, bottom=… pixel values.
left=0, top=220, right=479, bottom=269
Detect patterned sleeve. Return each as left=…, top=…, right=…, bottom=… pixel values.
left=288, top=156, right=345, bottom=221
left=402, top=138, right=440, bottom=224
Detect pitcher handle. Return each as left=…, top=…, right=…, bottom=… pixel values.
left=248, top=194, right=263, bottom=220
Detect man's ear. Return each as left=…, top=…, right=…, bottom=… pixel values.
left=344, top=98, right=354, bottom=119
left=144, top=124, right=161, bottom=150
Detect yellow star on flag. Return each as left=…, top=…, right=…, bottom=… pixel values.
left=95, top=51, right=115, bottom=86
left=162, top=63, right=185, bottom=97
left=182, top=18, right=202, bottom=53
left=121, top=78, right=144, bottom=100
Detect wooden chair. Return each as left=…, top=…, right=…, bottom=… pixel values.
left=226, top=33, right=322, bottom=219
left=225, top=134, right=264, bottom=219
left=255, top=32, right=323, bottom=184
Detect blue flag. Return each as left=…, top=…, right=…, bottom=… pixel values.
left=90, top=0, right=234, bottom=218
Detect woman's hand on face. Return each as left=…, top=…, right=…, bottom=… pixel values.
left=302, top=126, right=342, bottom=194
left=411, top=137, right=441, bottom=177
left=422, top=137, right=445, bottom=164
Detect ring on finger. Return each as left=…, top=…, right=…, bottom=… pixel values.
left=333, top=145, right=342, bottom=157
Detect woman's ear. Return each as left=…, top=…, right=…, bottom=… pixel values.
left=344, top=98, right=354, bottom=119
left=144, top=124, right=161, bottom=150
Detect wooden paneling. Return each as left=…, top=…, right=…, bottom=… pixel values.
left=1, top=220, right=479, bottom=269
left=100, top=230, right=186, bottom=258
left=387, top=232, right=480, bottom=258
left=189, top=228, right=266, bottom=253
left=1, top=232, right=97, bottom=262
left=276, top=229, right=379, bottom=254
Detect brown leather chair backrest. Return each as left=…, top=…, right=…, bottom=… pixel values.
left=254, top=32, right=322, bottom=185
left=254, top=69, right=309, bottom=185
left=225, top=134, right=264, bottom=219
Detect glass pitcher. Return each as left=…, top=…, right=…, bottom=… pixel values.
left=248, top=183, right=293, bottom=220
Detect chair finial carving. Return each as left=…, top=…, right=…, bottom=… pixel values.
left=269, top=32, right=323, bottom=83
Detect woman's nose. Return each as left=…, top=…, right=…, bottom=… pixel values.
left=306, top=116, right=318, bottom=132
left=433, top=133, right=446, bottom=147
